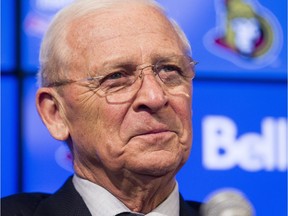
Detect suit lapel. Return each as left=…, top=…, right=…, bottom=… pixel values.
left=33, top=177, right=92, bottom=216
left=179, top=195, right=202, bottom=216
left=31, top=177, right=201, bottom=216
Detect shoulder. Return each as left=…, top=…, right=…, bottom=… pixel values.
left=1, top=193, right=51, bottom=216
left=1, top=177, right=91, bottom=216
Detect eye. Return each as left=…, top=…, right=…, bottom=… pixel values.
left=99, top=71, right=127, bottom=84
left=157, top=64, right=184, bottom=75
left=97, top=70, right=133, bottom=92
left=105, top=72, right=126, bottom=80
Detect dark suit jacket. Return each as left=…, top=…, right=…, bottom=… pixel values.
left=1, top=177, right=202, bottom=216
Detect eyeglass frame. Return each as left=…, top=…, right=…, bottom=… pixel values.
left=44, top=55, right=198, bottom=97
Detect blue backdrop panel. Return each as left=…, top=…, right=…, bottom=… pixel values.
left=1, top=77, right=18, bottom=197
left=21, top=0, right=286, bottom=79
left=177, top=79, right=287, bottom=216
left=22, top=77, right=72, bottom=193
left=158, top=0, right=287, bottom=79
left=21, top=0, right=73, bottom=72
left=1, top=0, right=16, bottom=71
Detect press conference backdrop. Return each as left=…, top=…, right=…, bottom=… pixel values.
left=1, top=0, right=287, bottom=215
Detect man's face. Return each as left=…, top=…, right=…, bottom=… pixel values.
left=59, top=3, right=193, bottom=178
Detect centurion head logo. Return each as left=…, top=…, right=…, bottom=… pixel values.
left=204, top=0, right=282, bottom=69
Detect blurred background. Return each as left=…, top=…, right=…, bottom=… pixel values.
left=1, top=0, right=287, bottom=215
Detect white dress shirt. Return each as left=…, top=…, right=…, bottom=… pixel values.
left=73, top=175, right=180, bottom=216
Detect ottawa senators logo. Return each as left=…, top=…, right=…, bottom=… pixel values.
left=204, top=0, right=283, bottom=69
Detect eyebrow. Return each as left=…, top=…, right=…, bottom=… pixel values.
left=88, top=52, right=187, bottom=74
left=90, top=62, right=138, bottom=77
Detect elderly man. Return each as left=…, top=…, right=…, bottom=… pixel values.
left=2, top=0, right=200, bottom=215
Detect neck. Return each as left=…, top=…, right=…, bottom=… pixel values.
left=74, top=165, right=177, bottom=213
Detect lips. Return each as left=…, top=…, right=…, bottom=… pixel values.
left=139, top=128, right=170, bottom=135
left=130, top=126, right=177, bottom=140
left=125, top=115, right=181, bottom=142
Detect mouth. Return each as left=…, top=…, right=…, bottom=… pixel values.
left=131, top=129, right=176, bottom=140
left=139, top=129, right=171, bottom=135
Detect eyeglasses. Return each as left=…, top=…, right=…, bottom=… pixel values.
left=46, top=55, right=197, bottom=103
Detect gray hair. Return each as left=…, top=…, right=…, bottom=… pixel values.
left=38, top=0, right=192, bottom=87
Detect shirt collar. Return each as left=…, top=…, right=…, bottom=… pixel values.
left=73, top=175, right=180, bottom=216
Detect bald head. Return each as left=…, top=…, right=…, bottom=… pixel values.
left=35, top=2, right=194, bottom=208
left=38, top=0, right=191, bottom=87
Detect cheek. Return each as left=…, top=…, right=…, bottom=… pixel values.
left=170, top=94, right=193, bottom=149
left=171, top=83, right=193, bottom=118
left=64, top=94, right=131, bottom=170
left=64, top=95, right=100, bottom=131
left=92, top=103, right=132, bottom=170
left=173, top=93, right=192, bottom=126
left=77, top=99, right=129, bottom=154
left=63, top=96, right=102, bottom=154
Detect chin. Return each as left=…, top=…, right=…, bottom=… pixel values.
left=129, top=152, right=184, bottom=177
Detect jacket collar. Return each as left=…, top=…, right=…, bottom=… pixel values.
left=179, top=194, right=202, bottom=216
left=33, top=177, right=92, bottom=216
left=32, top=176, right=201, bottom=216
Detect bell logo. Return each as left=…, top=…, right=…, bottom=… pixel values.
left=204, top=0, right=283, bottom=69
left=202, top=116, right=287, bottom=171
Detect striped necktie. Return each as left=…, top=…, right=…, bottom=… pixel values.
left=116, top=212, right=145, bottom=216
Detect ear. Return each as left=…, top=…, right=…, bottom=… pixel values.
left=36, top=88, right=70, bottom=141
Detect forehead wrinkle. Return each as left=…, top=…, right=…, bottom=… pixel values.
left=65, top=3, right=178, bottom=50
left=93, top=31, right=180, bottom=62
left=81, top=33, right=182, bottom=74
left=65, top=4, right=186, bottom=77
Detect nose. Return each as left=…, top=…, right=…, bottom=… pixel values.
left=132, top=67, right=168, bottom=113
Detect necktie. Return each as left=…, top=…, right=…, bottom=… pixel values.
left=116, top=212, right=144, bottom=216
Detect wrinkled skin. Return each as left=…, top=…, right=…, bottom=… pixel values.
left=36, top=2, right=193, bottom=213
